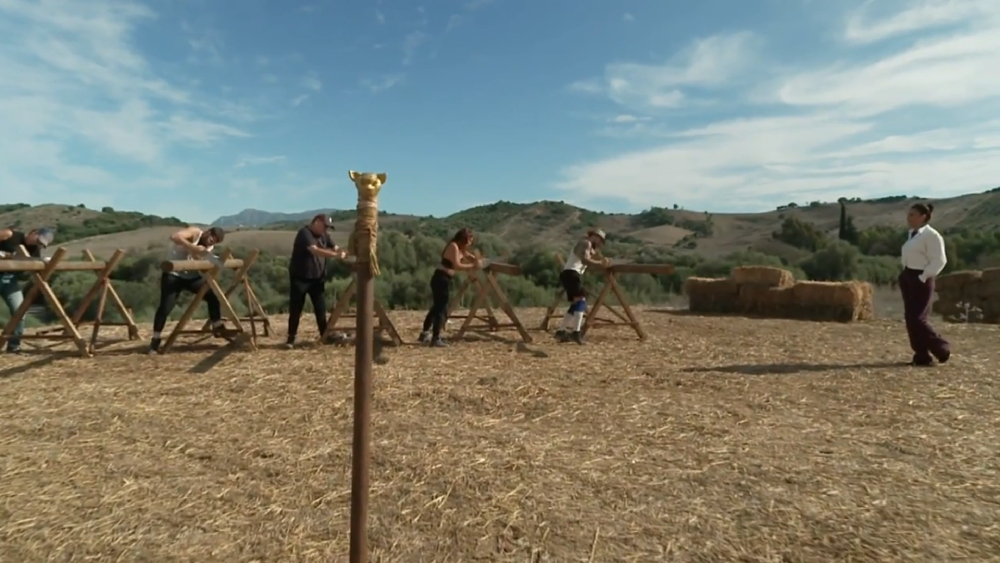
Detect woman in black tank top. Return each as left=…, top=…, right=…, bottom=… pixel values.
left=419, top=228, right=481, bottom=346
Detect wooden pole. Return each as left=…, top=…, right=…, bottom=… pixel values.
left=347, top=169, right=386, bottom=563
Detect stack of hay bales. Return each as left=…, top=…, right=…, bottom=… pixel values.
left=731, top=266, right=795, bottom=316
left=983, top=268, right=1000, bottom=322
left=684, top=266, right=875, bottom=322
left=932, top=270, right=983, bottom=322
left=684, top=277, right=739, bottom=314
left=787, top=281, right=875, bottom=322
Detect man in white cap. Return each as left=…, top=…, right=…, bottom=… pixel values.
left=0, top=227, right=55, bottom=353
left=555, top=228, right=608, bottom=345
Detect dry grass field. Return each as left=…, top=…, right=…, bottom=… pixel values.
left=1, top=302, right=999, bottom=562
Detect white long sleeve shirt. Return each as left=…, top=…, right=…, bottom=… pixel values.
left=901, top=225, right=947, bottom=282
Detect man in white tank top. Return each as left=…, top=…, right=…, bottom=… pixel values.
left=148, top=225, right=226, bottom=354
left=555, top=229, right=608, bottom=344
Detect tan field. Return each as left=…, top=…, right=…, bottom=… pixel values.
left=1, top=305, right=997, bottom=562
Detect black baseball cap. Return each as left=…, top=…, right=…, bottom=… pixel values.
left=313, top=214, right=335, bottom=230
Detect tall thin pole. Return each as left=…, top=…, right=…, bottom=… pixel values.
left=347, top=170, right=385, bottom=563
left=350, top=260, right=373, bottom=562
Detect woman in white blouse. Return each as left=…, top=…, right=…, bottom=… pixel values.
left=899, top=202, right=950, bottom=366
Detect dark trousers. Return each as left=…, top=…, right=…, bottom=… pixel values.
left=287, top=276, right=328, bottom=342
left=899, top=268, right=950, bottom=362
left=153, top=273, right=221, bottom=334
left=422, top=269, right=451, bottom=339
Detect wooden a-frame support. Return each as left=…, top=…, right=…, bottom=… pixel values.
left=29, top=249, right=141, bottom=354
left=539, top=253, right=674, bottom=341
left=158, top=249, right=270, bottom=354
left=0, top=247, right=89, bottom=355
left=446, top=260, right=532, bottom=343
left=320, top=276, right=402, bottom=345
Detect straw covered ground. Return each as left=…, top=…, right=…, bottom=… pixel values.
left=1, top=307, right=999, bottom=562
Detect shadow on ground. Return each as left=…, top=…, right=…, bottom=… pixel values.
left=682, top=361, right=911, bottom=375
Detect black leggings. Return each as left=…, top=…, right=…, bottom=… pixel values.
left=422, top=269, right=451, bottom=339
left=287, top=276, right=328, bottom=341
left=152, top=273, right=221, bottom=333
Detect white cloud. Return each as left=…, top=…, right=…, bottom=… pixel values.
left=611, top=114, right=649, bottom=123
left=301, top=71, right=322, bottom=91
left=360, top=73, right=405, bottom=93
left=569, top=31, right=759, bottom=111
left=0, top=0, right=257, bottom=206
left=844, top=0, right=1000, bottom=44
left=234, top=155, right=286, bottom=168
left=446, top=0, right=496, bottom=33
left=290, top=94, right=309, bottom=106
left=375, top=10, right=385, bottom=24
left=558, top=2, right=1000, bottom=211
left=623, top=13, right=635, bottom=23
left=402, top=31, right=425, bottom=65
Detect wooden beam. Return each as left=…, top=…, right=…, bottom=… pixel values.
left=160, top=259, right=245, bottom=273
left=0, top=258, right=108, bottom=272
left=483, top=262, right=521, bottom=277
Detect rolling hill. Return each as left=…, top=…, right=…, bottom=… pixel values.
left=5, top=189, right=1000, bottom=260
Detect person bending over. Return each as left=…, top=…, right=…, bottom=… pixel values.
left=148, top=226, right=226, bottom=354
left=0, top=227, right=54, bottom=354
left=418, top=228, right=481, bottom=347
left=555, top=229, right=608, bottom=345
left=286, top=214, right=347, bottom=349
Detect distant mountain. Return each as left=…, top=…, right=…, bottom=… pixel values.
left=211, top=208, right=343, bottom=228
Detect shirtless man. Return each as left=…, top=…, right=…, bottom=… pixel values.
left=555, top=229, right=608, bottom=345
left=148, top=225, right=226, bottom=354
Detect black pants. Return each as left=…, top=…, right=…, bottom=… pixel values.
left=422, top=269, right=451, bottom=339
left=899, top=268, right=950, bottom=363
left=287, top=276, right=328, bottom=342
left=560, top=269, right=585, bottom=301
left=152, top=273, right=221, bottom=334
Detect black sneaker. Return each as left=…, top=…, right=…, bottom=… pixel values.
left=147, top=338, right=161, bottom=355
left=6, top=346, right=21, bottom=355
left=285, top=341, right=295, bottom=350
left=430, top=338, right=448, bottom=347
left=554, top=329, right=569, bottom=342
left=417, top=331, right=431, bottom=344
left=935, top=350, right=950, bottom=364
left=570, top=331, right=584, bottom=345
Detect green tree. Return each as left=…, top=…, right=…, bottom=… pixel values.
left=773, top=217, right=827, bottom=251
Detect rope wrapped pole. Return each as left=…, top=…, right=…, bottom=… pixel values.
left=346, top=169, right=386, bottom=563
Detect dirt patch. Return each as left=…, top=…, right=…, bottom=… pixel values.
left=0, top=309, right=997, bottom=562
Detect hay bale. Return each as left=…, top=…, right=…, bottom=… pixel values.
left=735, top=284, right=794, bottom=316
left=789, top=281, right=875, bottom=322
left=980, top=268, right=1000, bottom=300
left=935, top=270, right=981, bottom=292
left=755, top=287, right=796, bottom=318
left=730, top=266, right=794, bottom=288
left=982, top=299, right=1000, bottom=323
left=685, top=277, right=738, bottom=314
left=982, top=268, right=1000, bottom=285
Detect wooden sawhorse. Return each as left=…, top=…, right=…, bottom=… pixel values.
left=0, top=246, right=140, bottom=356
left=539, top=254, right=674, bottom=341
left=157, top=249, right=269, bottom=354
left=321, top=277, right=403, bottom=345
left=447, top=260, right=532, bottom=343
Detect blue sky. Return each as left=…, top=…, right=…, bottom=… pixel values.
left=1, top=0, right=999, bottom=223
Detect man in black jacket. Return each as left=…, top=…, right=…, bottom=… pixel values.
left=286, top=214, right=347, bottom=348
left=0, top=227, right=55, bottom=353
